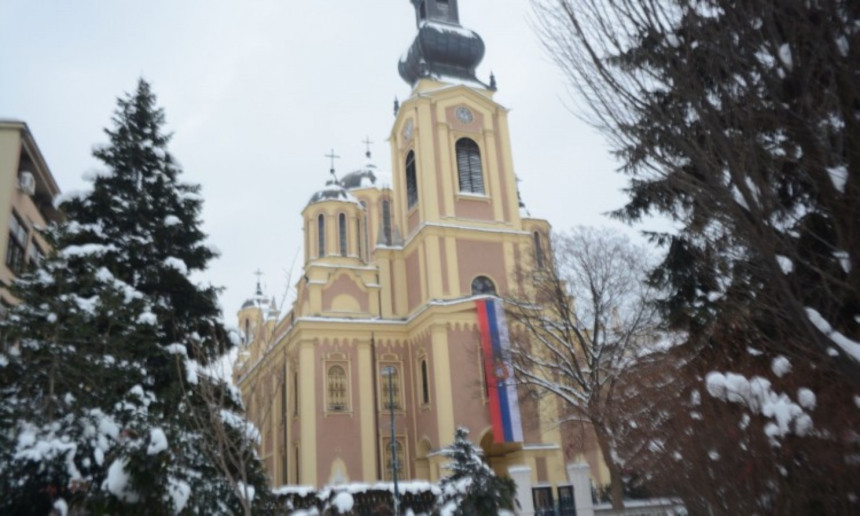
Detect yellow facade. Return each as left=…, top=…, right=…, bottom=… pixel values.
left=233, top=74, right=604, bottom=489
left=0, top=120, right=61, bottom=308
left=235, top=0, right=610, bottom=492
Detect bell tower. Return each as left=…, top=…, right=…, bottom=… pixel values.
left=387, top=0, right=531, bottom=309
left=410, top=0, right=460, bottom=25
left=399, top=0, right=486, bottom=88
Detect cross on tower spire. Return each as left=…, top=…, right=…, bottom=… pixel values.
left=253, top=269, right=263, bottom=296
left=325, top=149, right=341, bottom=181
left=362, top=137, right=374, bottom=159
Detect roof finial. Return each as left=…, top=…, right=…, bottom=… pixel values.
left=253, top=269, right=264, bottom=296
left=394, top=97, right=400, bottom=116
left=363, top=136, right=374, bottom=159
left=490, top=71, right=497, bottom=90
left=325, top=149, right=341, bottom=181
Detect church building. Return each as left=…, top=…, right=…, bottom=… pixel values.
left=234, top=0, right=607, bottom=492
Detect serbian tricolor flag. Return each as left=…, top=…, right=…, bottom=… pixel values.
left=476, top=298, right=524, bottom=443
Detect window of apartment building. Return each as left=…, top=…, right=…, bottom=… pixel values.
left=5, top=212, right=27, bottom=274
left=27, top=241, right=44, bottom=269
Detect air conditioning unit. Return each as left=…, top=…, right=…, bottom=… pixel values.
left=18, top=171, right=36, bottom=196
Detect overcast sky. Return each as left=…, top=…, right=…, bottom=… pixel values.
left=1, top=0, right=651, bottom=322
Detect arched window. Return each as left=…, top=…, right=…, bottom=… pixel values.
left=380, top=366, right=401, bottom=410
left=360, top=201, right=369, bottom=260
left=382, top=200, right=392, bottom=245
left=327, top=365, right=347, bottom=411
left=405, top=151, right=418, bottom=208
left=244, top=319, right=250, bottom=343
left=339, top=213, right=347, bottom=257
left=317, top=214, right=326, bottom=257
left=456, top=138, right=484, bottom=194
left=293, top=370, right=299, bottom=415
left=356, top=218, right=362, bottom=260
left=471, top=275, right=496, bottom=296
left=384, top=439, right=404, bottom=481
left=421, top=359, right=430, bottom=405
left=533, top=231, right=545, bottom=268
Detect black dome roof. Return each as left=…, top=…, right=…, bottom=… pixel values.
left=307, top=179, right=358, bottom=206
left=399, top=21, right=486, bottom=87
left=339, top=168, right=378, bottom=190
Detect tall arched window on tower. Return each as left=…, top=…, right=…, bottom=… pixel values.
left=327, top=365, right=347, bottom=411
left=405, top=151, right=418, bottom=209
left=339, top=213, right=347, bottom=257
left=382, top=199, right=392, bottom=245
left=471, top=275, right=496, bottom=296
left=420, top=359, right=430, bottom=405
left=360, top=201, right=369, bottom=260
left=533, top=231, right=545, bottom=269
left=456, top=138, right=484, bottom=194
left=317, top=214, right=326, bottom=257
left=356, top=218, right=363, bottom=260
left=380, top=365, right=401, bottom=410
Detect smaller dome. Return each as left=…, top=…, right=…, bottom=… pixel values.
left=340, top=168, right=377, bottom=190
left=307, top=179, right=359, bottom=206
left=241, top=279, right=269, bottom=309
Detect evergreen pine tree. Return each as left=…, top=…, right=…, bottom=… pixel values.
left=436, top=427, right=516, bottom=515
left=0, top=79, right=271, bottom=515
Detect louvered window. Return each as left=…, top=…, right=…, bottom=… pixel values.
left=317, top=214, right=325, bottom=257
left=405, top=151, right=418, bottom=208
left=356, top=218, right=363, bottom=260
left=382, top=200, right=392, bottom=245
left=456, top=138, right=484, bottom=194
left=339, top=213, right=347, bottom=256
left=534, top=232, right=545, bottom=268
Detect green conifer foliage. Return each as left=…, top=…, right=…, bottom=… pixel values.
left=0, top=79, right=271, bottom=515
left=436, top=427, right=516, bottom=515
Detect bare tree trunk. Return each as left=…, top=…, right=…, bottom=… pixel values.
left=593, top=422, right=624, bottom=510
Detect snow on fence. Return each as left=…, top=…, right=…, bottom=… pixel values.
left=273, top=482, right=438, bottom=515
left=593, top=498, right=687, bottom=516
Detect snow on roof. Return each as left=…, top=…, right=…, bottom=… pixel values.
left=307, top=180, right=361, bottom=206
left=419, top=20, right=480, bottom=40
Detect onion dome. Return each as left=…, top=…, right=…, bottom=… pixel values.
left=339, top=149, right=391, bottom=190
left=307, top=178, right=360, bottom=206
left=340, top=168, right=378, bottom=190
left=241, top=279, right=269, bottom=309
left=399, top=0, right=488, bottom=88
